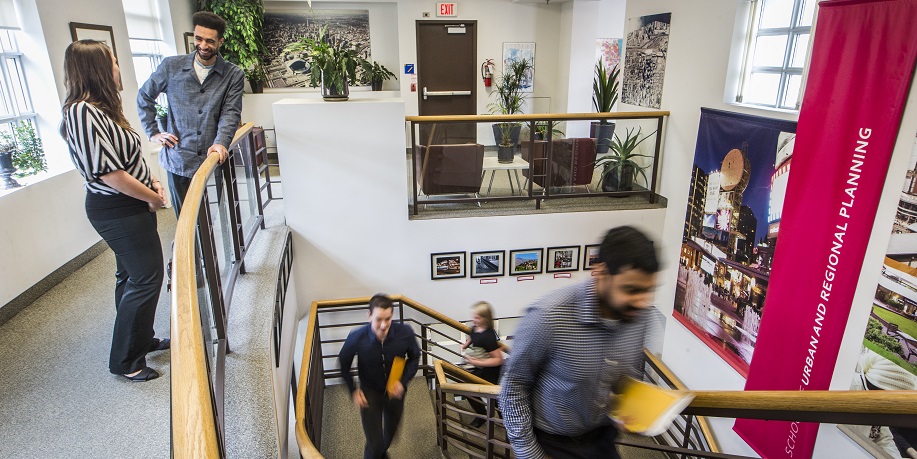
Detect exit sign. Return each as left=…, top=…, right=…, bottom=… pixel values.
left=437, top=2, right=457, bottom=16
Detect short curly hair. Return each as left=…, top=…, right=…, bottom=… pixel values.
left=598, top=226, right=660, bottom=275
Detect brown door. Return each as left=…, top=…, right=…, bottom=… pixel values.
left=416, top=20, right=477, bottom=145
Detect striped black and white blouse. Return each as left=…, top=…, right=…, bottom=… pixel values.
left=64, top=101, right=151, bottom=195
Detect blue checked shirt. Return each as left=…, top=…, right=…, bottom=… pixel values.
left=499, top=279, right=664, bottom=459
left=137, top=53, right=244, bottom=178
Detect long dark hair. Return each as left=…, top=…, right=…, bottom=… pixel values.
left=60, top=40, right=132, bottom=135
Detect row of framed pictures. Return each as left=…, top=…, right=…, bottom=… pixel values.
left=432, top=245, right=601, bottom=280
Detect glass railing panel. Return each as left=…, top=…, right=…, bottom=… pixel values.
left=205, top=170, right=235, bottom=287
left=232, top=142, right=260, bottom=242
left=195, top=230, right=219, bottom=386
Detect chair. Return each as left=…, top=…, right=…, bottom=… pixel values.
left=414, top=143, right=485, bottom=195
left=521, top=138, right=597, bottom=189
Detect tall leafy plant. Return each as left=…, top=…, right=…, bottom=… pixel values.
left=488, top=58, right=533, bottom=147
left=286, top=25, right=363, bottom=93
left=592, top=61, right=620, bottom=125
left=205, top=0, right=265, bottom=71
left=594, top=127, right=655, bottom=191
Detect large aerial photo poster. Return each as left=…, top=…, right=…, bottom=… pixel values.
left=621, top=12, right=670, bottom=109
left=262, top=7, right=370, bottom=88
left=838, top=138, right=917, bottom=459
left=675, top=108, right=797, bottom=375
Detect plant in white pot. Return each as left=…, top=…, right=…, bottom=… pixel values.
left=591, top=61, right=621, bottom=153
left=488, top=57, right=532, bottom=163
left=594, top=127, right=655, bottom=192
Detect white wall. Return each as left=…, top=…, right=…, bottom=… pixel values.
left=622, top=0, right=917, bottom=457
left=274, top=98, right=667, bottom=323
left=0, top=0, right=196, bottom=309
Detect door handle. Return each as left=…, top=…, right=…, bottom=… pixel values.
left=423, top=87, right=472, bottom=100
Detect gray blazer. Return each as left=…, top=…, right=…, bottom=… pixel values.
left=137, top=53, right=244, bottom=178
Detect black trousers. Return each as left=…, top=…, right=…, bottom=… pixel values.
left=360, top=389, right=405, bottom=459
left=535, top=425, right=620, bottom=459
left=89, top=211, right=164, bottom=374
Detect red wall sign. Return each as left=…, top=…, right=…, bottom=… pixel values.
left=437, top=3, right=457, bottom=17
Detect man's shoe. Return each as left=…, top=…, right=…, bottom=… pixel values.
left=470, top=418, right=486, bottom=428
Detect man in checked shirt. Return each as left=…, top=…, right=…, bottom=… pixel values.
left=500, top=226, right=664, bottom=459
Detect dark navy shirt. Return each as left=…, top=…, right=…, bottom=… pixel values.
left=339, top=321, right=421, bottom=394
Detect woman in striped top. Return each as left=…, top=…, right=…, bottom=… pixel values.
left=61, top=40, right=168, bottom=382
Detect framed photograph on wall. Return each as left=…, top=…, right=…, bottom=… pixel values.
left=546, top=246, right=580, bottom=273
left=583, top=244, right=601, bottom=270
left=69, top=22, right=118, bottom=60
left=470, top=250, right=505, bottom=278
left=509, top=248, right=543, bottom=276
left=431, top=251, right=466, bottom=280
left=184, top=32, right=195, bottom=54
left=502, top=42, right=535, bottom=93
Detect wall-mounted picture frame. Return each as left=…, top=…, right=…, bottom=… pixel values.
left=583, top=244, right=601, bottom=270
left=431, top=251, right=466, bottom=280
left=546, top=246, right=580, bottom=273
left=184, top=32, right=195, bottom=54
left=69, top=22, right=118, bottom=60
left=510, top=248, right=543, bottom=276
left=470, top=250, right=505, bottom=278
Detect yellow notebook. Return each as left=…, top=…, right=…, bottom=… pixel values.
left=386, top=356, right=406, bottom=396
left=609, top=377, right=695, bottom=436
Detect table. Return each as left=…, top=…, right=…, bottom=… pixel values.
left=482, top=155, right=529, bottom=197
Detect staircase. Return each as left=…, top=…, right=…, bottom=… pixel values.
left=319, top=378, right=442, bottom=458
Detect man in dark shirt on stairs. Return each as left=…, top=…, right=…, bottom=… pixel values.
left=339, top=294, right=421, bottom=459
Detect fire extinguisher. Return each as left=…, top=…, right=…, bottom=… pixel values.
left=481, top=59, right=494, bottom=87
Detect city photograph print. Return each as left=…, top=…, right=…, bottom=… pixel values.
left=510, top=248, right=543, bottom=276
left=431, top=252, right=466, bottom=280
left=838, top=137, right=917, bottom=459
left=262, top=7, right=370, bottom=89
left=675, top=108, right=797, bottom=375
left=583, top=244, right=601, bottom=270
left=546, top=246, right=580, bottom=273
left=471, top=250, right=505, bottom=278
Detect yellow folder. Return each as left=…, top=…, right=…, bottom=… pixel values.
left=386, top=356, right=406, bottom=397
left=609, top=377, right=695, bottom=436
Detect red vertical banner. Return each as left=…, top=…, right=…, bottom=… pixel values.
left=734, top=1, right=917, bottom=458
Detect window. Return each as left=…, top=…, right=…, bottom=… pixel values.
left=130, top=38, right=164, bottom=89
left=0, top=29, right=37, bottom=140
left=736, top=0, right=816, bottom=110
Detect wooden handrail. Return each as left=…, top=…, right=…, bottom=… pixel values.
left=645, top=350, right=719, bottom=453
left=171, top=122, right=254, bottom=459
left=405, top=111, right=670, bottom=123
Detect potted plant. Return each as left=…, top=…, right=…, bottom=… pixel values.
left=487, top=57, right=532, bottom=162
left=591, top=61, right=621, bottom=153
left=532, top=121, right=564, bottom=140
left=0, top=140, right=20, bottom=189
left=155, top=101, right=168, bottom=132
left=245, top=65, right=267, bottom=93
left=286, top=25, right=363, bottom=101
left=0, top=120, right=46, bottom=188
left=359, top=59, right=395, bottom=91
left=207, top=0, right=264, bottom=72
left=594, top=127, right=655, bottom=192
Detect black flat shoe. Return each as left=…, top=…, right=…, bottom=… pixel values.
left=122, top=367, right=160, bottom=382
left=149, top=338, right=170, bottom=352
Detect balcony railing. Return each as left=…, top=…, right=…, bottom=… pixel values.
left=405, top=112, right=669, bottom=215
left=170, top=122, right=269, bottom=458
